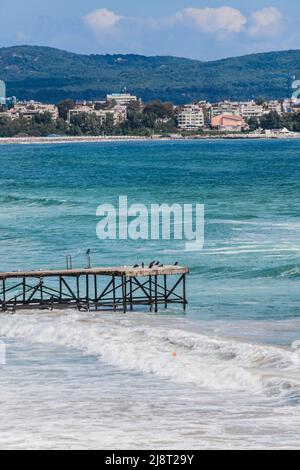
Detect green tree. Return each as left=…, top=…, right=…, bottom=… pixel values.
left=247, top=117, right=260, bottom=131
left=32, top=111, right=52, bottom=125
left=255, top=97, right=267, bottom=106
left=260, top=111, right=285, bottom=130
left=57, top=99, right=75, bottom=120
left=143, top=100, right=174, bottom=120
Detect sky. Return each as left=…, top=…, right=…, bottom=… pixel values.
left=0, top=0, right=299, bottom=60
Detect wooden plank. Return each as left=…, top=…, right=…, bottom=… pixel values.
left=0, top=264, right=189, bottom=313
left=0, top=265, right=188, bottom=280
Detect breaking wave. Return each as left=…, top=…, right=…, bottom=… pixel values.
left=0, top=195, right=72, bottom=207
left=236, top=264, right=300, bottom=280
left=0, top=312, right=300, bottom=399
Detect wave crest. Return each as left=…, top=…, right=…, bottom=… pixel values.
left=0, top=312, right=299, bottom=398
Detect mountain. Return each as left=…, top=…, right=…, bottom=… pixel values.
left=0, top=46, right=300, bottom=104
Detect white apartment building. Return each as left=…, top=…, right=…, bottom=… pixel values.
left=282, top=99, right=292, bottom=113
left=69, top=105, right=104, bottom=122
left=263, top=100, right=283, bottom=115
left=4, top=101, right=59, bottom=121
left=113, top=105, right=127, bottom=124
left=282, top=98, right=300, bottom=114
left=68, top=104, right=127, bottom=125
left=210, top=100, right=285, bottom=119
left=210, top=101, right=241, bottom=117
left=177, top=105, right=205, bottom=130
left=240, top=101, right=264, bottom=118
left=106, top=93, right=138, bottom=106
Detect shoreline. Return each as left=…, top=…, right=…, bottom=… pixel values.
left=0, top=133, right=300, bottom=145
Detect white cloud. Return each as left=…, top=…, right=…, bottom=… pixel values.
left=81, top=6, right=285, bottom=45
left=248, top=7, right=283, bottom=37
left=83, top=8, right=123, bottom=33
left=177, top=7, right=247, bottom=36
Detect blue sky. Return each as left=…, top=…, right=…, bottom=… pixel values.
left=0, top=1, right=299, bottom=60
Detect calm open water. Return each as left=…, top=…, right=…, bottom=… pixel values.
left=0, top=140, right=300, bottom=449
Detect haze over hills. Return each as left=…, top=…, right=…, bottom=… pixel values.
left=0, top=46, right=300, bottom=104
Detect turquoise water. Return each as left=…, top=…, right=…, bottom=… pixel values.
left=1, top=140, right=300, bottom=321
left=1, top=140, right=300, bottom=449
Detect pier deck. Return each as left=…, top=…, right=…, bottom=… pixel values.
left=0, top=265, right=188, bottom=313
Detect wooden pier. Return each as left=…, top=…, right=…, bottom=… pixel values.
left=0, top=265, right=188, bottom=313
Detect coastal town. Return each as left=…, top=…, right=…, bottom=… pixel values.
left=1, top=78, right=300, bottom=140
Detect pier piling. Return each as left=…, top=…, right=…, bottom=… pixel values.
left=0, top=265, right=188, bottom=313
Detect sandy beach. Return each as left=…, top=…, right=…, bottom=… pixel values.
left=0, top=132, right=300, bottom=145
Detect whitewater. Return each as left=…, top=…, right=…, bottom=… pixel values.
left=0, top=311, right=300, bottom=449
left=1, top=139, right=300, bottom=449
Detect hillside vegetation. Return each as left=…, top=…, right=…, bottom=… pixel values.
left=0, top=46, right=300, bottom=103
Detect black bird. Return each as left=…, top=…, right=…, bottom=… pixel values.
left=133, top=264, right=139, bottom=268
left=159, top=264, right=164, bottom=268
left=174, top=261, right=179, bottom=266
left=149, top=261, right=155, bottom=268
left=141, top=262, right=145, bottom=268
left=86, top=249, right=91, bottom=255
left=155, top=261, right=160, bottom=266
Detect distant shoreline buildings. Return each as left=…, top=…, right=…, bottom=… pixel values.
left=1, top=78, right=300, bottom=134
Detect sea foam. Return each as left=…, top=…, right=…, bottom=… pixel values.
left=0, top=311, right=299, bottom=398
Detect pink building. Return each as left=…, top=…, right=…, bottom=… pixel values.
left=211, top=114, right=248, bottom=132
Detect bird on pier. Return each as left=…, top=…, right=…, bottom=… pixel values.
left=159, top=264, right=164, bottom=268
left=174, top=261, right=179, bottom=266
left=86, top=249, right=92, bottom=269
left=133, top=264, right=139, bottom=268
left=155, top=261, right=160, bottom=266
left=141, top=262, right=145, bottom=268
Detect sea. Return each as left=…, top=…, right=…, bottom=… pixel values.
left=0, top=139, right=300, bottom=449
